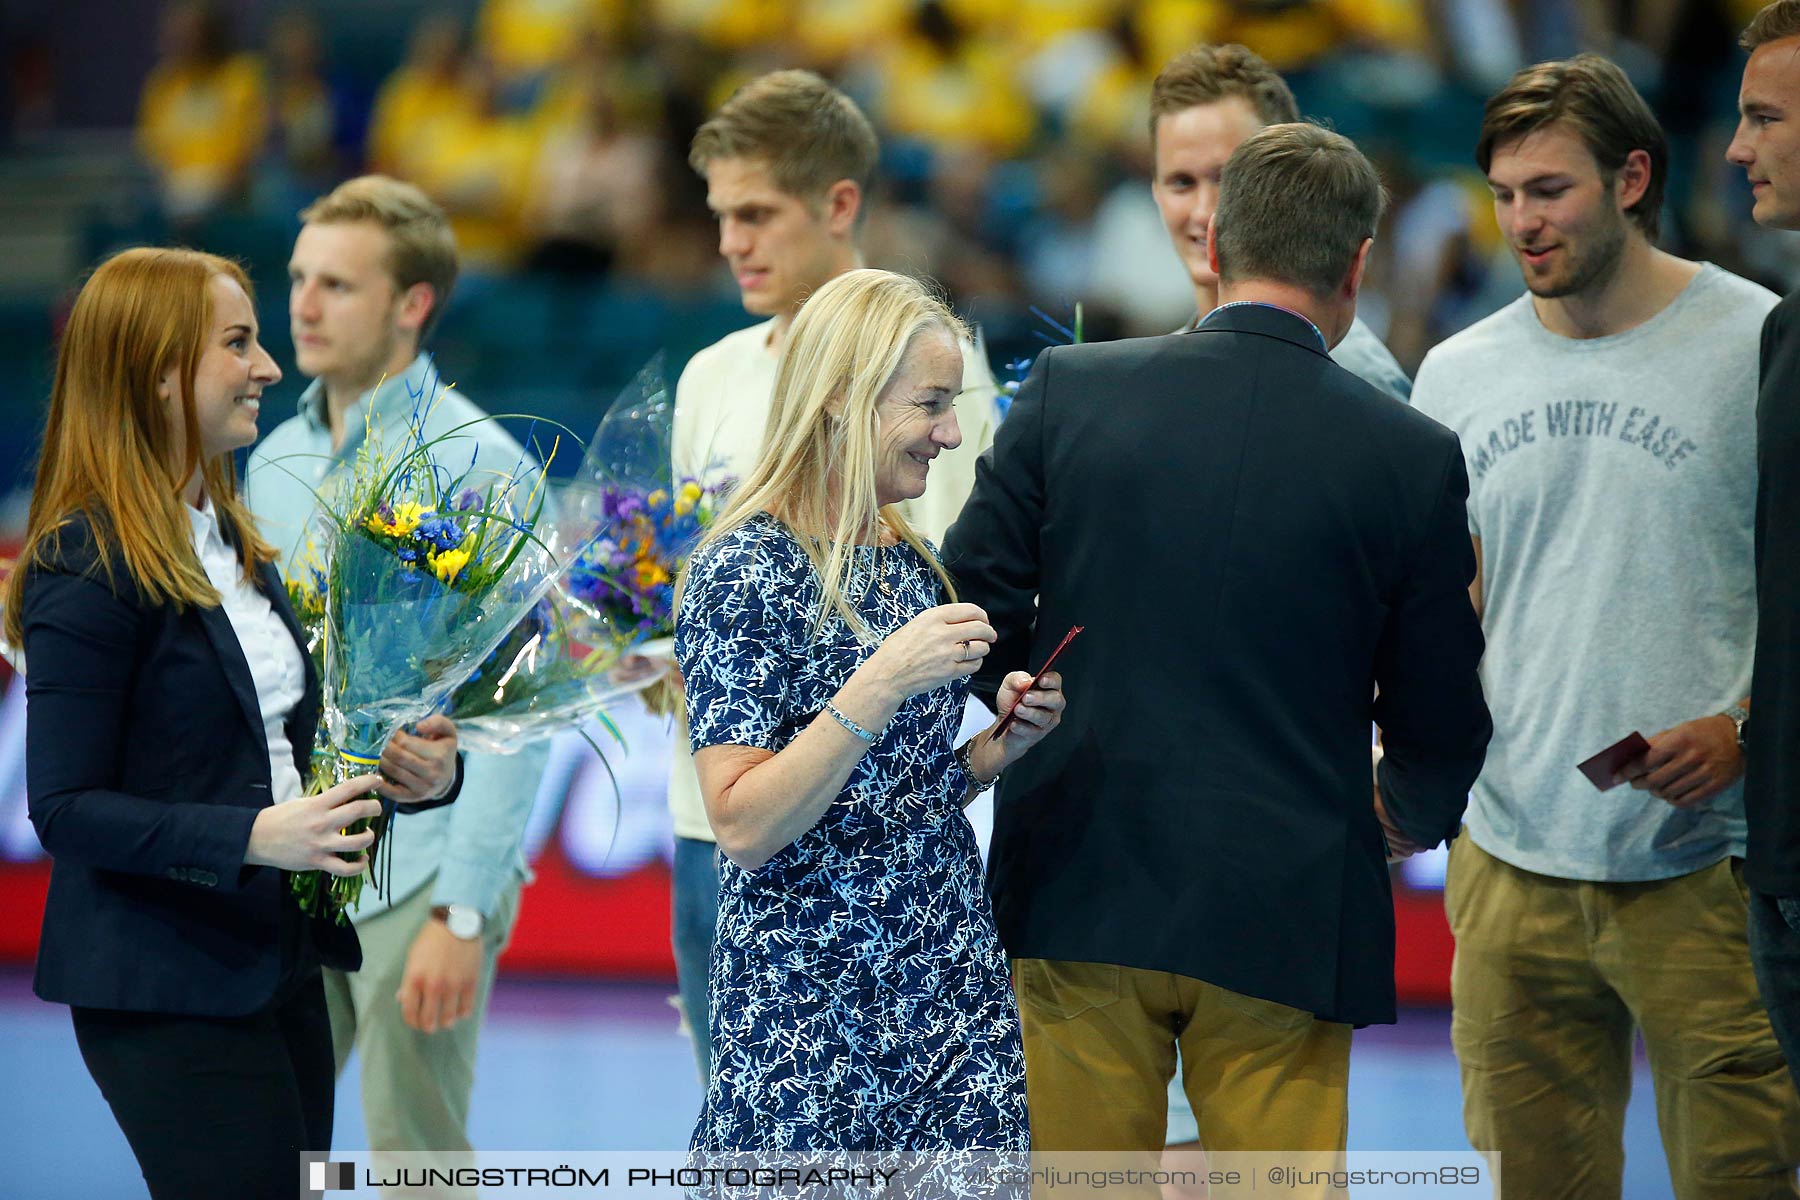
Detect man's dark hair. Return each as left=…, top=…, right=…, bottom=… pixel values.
left=1213, top=123, right=1387, bottom=298
left=1476, top=54, right=1668, bottom=240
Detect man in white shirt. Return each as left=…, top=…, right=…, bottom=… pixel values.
left=668, top=69, right=1000, bottom=1083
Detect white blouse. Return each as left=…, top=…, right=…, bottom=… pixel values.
left=187, top=501, right=308, bottom=805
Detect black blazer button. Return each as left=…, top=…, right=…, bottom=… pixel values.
left=200, top=871, right=217, bottom=886
left=165, top=867, right=182, bottom=881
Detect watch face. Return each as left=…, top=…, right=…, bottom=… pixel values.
left=447, top=908, right=482, bottom=939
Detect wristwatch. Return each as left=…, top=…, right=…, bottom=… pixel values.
left=434, top=904, right=485, bottom=941
left=1723, top=704, right=1749, bottom=752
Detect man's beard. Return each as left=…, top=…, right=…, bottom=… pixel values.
left=1522, top=213, right=1630, bottom=300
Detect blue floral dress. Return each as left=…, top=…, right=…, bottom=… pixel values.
left=677, top=514, right=1028, bottom=1152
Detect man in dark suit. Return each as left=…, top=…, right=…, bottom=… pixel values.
left=1729, top=0, right=1800, bottom=1094
left=942, top=122, right=1491, bottom=1154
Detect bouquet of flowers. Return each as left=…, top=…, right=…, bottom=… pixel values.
left=443, top=579, right=657, bottom=756
left=285, top=393, right=585, bottom=921
left=561, top=477, right=728, bottom=649
left=994, top=303, right=1084, bottom=419
left=559, top=358, right=732, bottom=712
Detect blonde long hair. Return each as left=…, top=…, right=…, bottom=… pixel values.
left=2, top=247, right=276, bottom=645
left=680, top=268, right=968, bottom=639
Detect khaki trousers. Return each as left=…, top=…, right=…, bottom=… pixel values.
left=322, top=876, right=520, bottom=1196
left=1014, top=957, right=1351, bottom=1155
left=1447, top=837, right=1800, bottom=1200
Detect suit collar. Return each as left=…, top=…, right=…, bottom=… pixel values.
left=1192, top=302, right=1331, bottom=358
left=194, top=604, right=267, bottom=753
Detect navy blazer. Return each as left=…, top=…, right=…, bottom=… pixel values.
left=941, top=304, right=1492, bottom=1026
left=25, top=513, right=384, bottom=1016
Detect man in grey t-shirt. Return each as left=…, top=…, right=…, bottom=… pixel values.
left=1413, top=56, right=1800, bottom=1196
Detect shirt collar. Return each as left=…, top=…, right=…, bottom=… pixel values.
left=185, top=495, right=226, bottom=555
left=294, top=352, right=440, bottom=455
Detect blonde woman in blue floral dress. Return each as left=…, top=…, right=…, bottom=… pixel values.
left=674, top=269, right=1066, bottom=1151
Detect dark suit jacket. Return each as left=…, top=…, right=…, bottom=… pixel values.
left=941, top=303, right=1491, bottom=1026
left=1746, top=287, right=1800, bottom=896
left=24, top=512, right=378, bottom=1016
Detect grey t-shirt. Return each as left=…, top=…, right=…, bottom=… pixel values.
left=1413, top=263, right=1775, bottom=881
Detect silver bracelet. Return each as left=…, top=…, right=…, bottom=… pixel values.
left=825, top=700, right=879, bottom=745
left=956, top=737, right=999, bottom=793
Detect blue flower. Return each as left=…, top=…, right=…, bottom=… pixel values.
left=455, top=488, right=481, bottom=512
left=417, top=515, right=464, bottom=552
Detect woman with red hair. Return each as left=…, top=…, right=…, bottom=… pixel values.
left=4, top=247, right=460, bottom=1198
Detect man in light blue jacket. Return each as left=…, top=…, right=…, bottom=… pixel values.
left=247, top=175, right=546, bottom=1175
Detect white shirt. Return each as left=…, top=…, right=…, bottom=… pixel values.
left=187, top=499, right=308, bottom=806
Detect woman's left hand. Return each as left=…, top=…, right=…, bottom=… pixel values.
left=987, top=670, right=1066, bottom=770
left=380, top=714, right=460, bottom=802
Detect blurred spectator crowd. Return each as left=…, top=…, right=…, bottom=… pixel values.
left=0, top=0, right=1793, bottom=403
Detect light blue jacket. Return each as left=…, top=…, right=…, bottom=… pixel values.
left=244, top=353, right=548, bottom=922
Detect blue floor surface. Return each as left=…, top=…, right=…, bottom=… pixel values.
left=1, top=968, right=1678, bottom=1198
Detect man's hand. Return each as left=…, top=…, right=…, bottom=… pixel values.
left=1617, top=715, right=1743, bottom=808
left=618, top=655, right=683, bottom=716
left=379, top=714, right=459, bottom=803
left=1371, top=744, right=1422, bottom=862
left=987, top=670, right=1066, bottom=768
left=1375, top=792, right=1424, bottom=862
left=396, top=915, right=483, bottom=1034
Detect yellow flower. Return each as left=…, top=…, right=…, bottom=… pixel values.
left=429, top=546, right=471, bottom=583
left=364, top=500, right=426, bottom=538
left=388, top=502, right=426, bottom=537
left=633, top=557, right=671, bottom=589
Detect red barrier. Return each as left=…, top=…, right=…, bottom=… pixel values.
left=0, top=853, right=1452, bottom=998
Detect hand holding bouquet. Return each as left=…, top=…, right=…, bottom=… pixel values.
left=286, top=389, right=579, bottom=920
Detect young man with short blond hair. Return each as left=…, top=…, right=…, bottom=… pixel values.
left=246, top=175, right=545, bottom=1184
